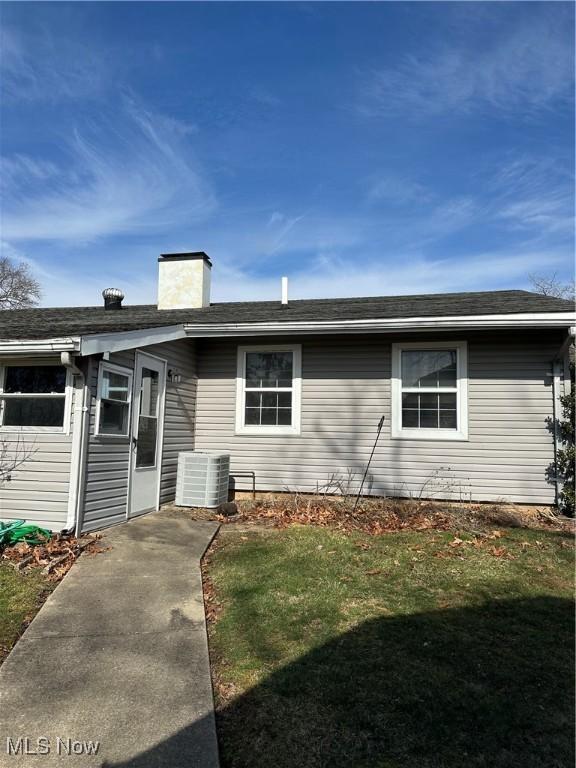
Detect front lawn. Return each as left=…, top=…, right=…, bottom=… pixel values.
left=205, top=525, right=574, bottom=768
left=0, top=563, right=52, bottom=663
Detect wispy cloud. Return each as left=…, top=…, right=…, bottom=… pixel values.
left=0, top=24, right=107, bottom=103
left=358, top=11, right=573, bottom=118
left=207, top=247, right=572, bottom=303
left=12, top=238, right=567, bottom=308
left=1, top=98, right=216, bottom=242
left=366, top=176, right=433, bottom=205
left=248, top=85, right=282, bottom=108
left=487, top=154, right=574, bottom=236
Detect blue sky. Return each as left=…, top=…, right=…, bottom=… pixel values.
left=1, top=1, right=574, bottom=306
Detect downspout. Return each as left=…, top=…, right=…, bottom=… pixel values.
left=61, top=352, right=90, bottom=534
left=550, top=327, right=576, bottom=508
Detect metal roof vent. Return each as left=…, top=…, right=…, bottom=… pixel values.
left=102, top=288, right=124, bottom=310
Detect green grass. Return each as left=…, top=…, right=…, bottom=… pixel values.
left=0, top=563, right=52, bottom=663
left=207, top=525, right=575, bottom=768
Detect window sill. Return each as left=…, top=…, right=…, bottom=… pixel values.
left=235, top=426, right=301, bottom=437
left=0, top=426, right=66, bottom=435
left=391, top=429, right=468, bottom=442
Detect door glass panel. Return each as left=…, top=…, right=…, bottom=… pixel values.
left=136, top=368, right=159, bottom=468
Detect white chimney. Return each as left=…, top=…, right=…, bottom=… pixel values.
left=157, top=252, right=212, bottom=310
left=281, top=276, right=288, bottom=305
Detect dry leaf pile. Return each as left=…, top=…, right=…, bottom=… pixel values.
left=215, top=496, right=570, bottom=537
left=1, top=531, right=106, bottom=581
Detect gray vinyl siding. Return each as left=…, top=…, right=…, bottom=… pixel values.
left=194, top=332, right=563, bottom=505
left=146, top=340, right=197, bottom=504
left=0, top=357, right=77, bottom=531
left=80, top=351, right=134, bottom=532
left=79, top=340, right=196, bottom=532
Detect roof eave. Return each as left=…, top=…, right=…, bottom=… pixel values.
left=1, top=312, right=572, bottom=356
left=182, top=312, right=575, bottom=337
left=79, top=324, right=187, bottom=356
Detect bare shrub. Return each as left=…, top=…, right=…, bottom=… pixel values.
left=0, top=437, right=36, bottom=484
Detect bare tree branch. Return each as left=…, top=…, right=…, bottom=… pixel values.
left=528, top=272, right=575, bottom=300
left=0, top=436, right=37, bottom=484
left=0, top=256, right=41, bottom=309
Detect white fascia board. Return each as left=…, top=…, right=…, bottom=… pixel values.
left=183, top=312, right=575, bottom=337
left=0, top=337, right=80, bottom=355
left=80, top=325, right=187, bottom=356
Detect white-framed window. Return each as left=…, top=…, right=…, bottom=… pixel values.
left=0, top=363, right=72, bottom=433
left=95, top=362, right=133, bottom=438
left=236, top=345, right=302, bottom=435
left=391, top=341, right=468, bottom=441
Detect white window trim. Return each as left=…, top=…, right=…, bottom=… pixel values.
left=95, top=361, right=133, bottom=439
left=391, top=340, right=468, bottom=441
left=235, top=344, right=302, bottom=436
left=0, top=362, right=73, bottom=435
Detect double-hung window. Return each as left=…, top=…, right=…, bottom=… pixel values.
left=391, top=341, right=468, bottom=440
left=236, top=345, right=301, bottom=435
left=96, top=362, right=132, bottom=437
left=0, top=364, right=70, bottom=431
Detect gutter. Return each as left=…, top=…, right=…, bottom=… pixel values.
left=182, top=311, right=575, bottom=337
left=73, top=370, right=91, bottom=536
left=0, top=338, right=80, bottom=355
left=61, top=354, right=89, bottom=532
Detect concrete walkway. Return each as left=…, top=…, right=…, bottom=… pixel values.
left=0, top=511, right=220, bottom=768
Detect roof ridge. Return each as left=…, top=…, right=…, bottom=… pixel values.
left=7, top=288, right=566, bottom=314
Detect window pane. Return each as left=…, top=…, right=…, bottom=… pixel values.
left=278, top=392, right=292, bottom=408
left=402, top=393, right=418, bottom=408
left=402, top=409, right=419, bottom=428
left=245, top=351, right=293, bottom=388
left=4, top=366, right=66, bottom=394
left=245, top=392, right=260, bottom=408
left=245, top=407, right=260, bottom=425
left=136, top=416, right=157, bottom=468
left=401, top=350, right=456, bottom=388
left=262, top=392, right=279, bottom=408
left=420, top=409, right=439, bottom=428
left=261, top=408, right=277, bottom=425
left=278, top=409, right=292, bottom=425
left=243, top=390, right=292, bottom=427
left=419, top=393, right=439, bottom=410
left=100, top=400, right=129, bottom=435
left=439, top=393, right=457, bottom=409
left=439, top=367, right=457, bottom=387
left=102, top=370, right=129, bottom=402
left=3, top=397, right=65, bottom=427
left=439, top=410, right=457, bottom=429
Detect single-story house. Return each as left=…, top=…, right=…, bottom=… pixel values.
left=0, top=251, right=573, bottom=533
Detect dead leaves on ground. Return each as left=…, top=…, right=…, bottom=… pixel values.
left=1, top=532, right=107, bottom=582
left=218, top=499, right=454, bottom=538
